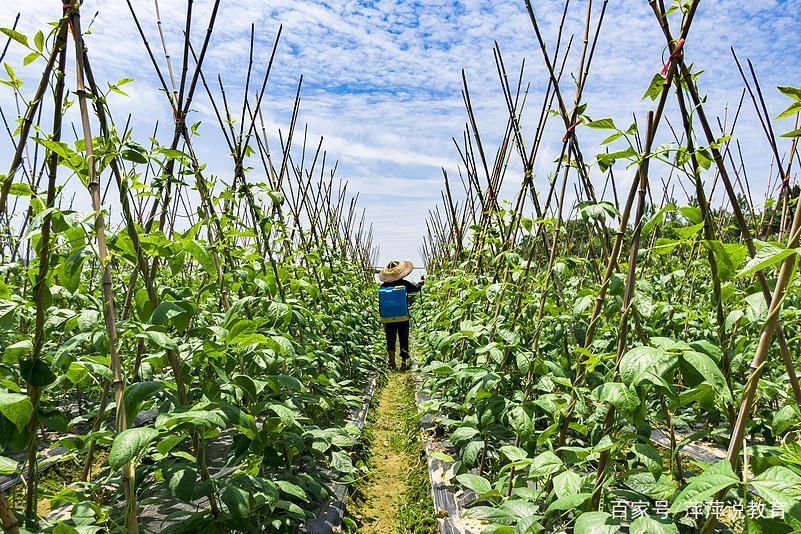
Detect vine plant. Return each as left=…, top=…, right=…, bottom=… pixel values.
left=417, top=1, right=801, bottom=533
left=0, top=2, right=381, bottom=533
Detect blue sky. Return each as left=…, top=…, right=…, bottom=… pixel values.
left=2, top=0, right=800, bottom=267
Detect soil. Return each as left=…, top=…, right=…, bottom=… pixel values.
left=8, top=448, right=109, bottom=519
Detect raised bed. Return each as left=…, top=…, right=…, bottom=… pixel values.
left=132, top=376, right=378, bottom=533
left=413, top=363, right=734, bottom=534
left=414, top=370, right=483, bottom=534
left=1, top=408, right=159, bottom=494
left=301, top=375, right=377, bottom=533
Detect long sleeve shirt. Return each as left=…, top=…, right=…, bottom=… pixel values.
left=381, top=278, right=423, bottom=305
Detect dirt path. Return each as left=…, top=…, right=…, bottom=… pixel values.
left=358, top=371, right=409, bottom=533
left=347, top=368, right=436, bottom=533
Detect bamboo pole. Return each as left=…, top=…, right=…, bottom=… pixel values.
left=0, top=18, right=68, bottom=217
left=21, top=9, right=69, bottom=526
left=68, top=5, right=138, bottom=531
left=0, top=491, right=18, bottom=534
left=553, top=0, right=700, bottom=454
left=650, top=2, right=801, bottom=406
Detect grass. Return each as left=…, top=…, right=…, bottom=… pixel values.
left=8, top=448, right=109, bottom=518
left=345, top=370, right=437, bottom=534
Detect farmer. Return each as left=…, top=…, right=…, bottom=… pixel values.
left=378, top=260, right=424, bottom=370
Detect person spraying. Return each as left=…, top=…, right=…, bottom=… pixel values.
left=377, top=260, right=424, bottom=370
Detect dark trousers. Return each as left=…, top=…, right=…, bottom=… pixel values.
left=383, top=320, right=410, bottom=360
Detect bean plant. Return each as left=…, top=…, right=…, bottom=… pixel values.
left=416, top=1, right=801, bottom=533
left=0, top=3, right=380, bottom=533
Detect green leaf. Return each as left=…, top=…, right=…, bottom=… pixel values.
left=275, top=480, right=309, bottom=502
left=643, top=73, right=665, bottom=101
left=702, top=241, right=749, bottom=282
left=651, top=238, right=680, bottom=255
left=600, top=132, right=623, bottom=145
left=0, top=28, right=29, bottom=48
left=269, top=335, right=295, bottom=356
left=455, top=473, right=492, bottom=494
left=121, top=148, right=148, bottom=164
left=507, top=406, right=533, bottom=439
left=577, top=201, right=620, bottom=222
left=586, top=118, right=616, bottom=130
left=124, top=381, right=165, bottom=422
left=156, top=434, right=185, bottom=455
left=629, top=515, right=679, bottom=534
left=232, top=375, right=259, bottom=402
left=0, top=455, right=18, bottom=474
left=52, top=523, right=79, bottom=534
left=546, top=492, right=591, bottom=514
left=81, top=361, right=112, bottom=382
left=499, top=445, right=528, bottom=462
left=529, top=450, right=563, bottom=478
left=669, top=461, right=738, bottom=513
left=108, top=427, right=159, bottom=470
left=695, top=147, right=713, bottom=169
left=157, top=147, right=191, bottom=163
left=269, top=404, right=297, bottom=427
left=451, top=426, right=480, bottom=444
left=750, top=466, right=801, bottom=506
left=33, top=137, right=77, bottom=162
left=165, top=465, right=197, bottom=502
left=267, top=190, right=284, bottom=205
left=780, top=128, right=801, bottom=138
left=642, top=203, right=675, bottom=238
left=430, top=451, right=455, bottom=463
left=20, top=358, right=57, bottom=387
left=776, top=101, right=801, bottom=120
left=463, top=440, right=483, bottom=467
left=275, top=499, right=305, bottom=519
left=574, top=511, right=621, bottom=534
left=136, top=330, right=179, bottom=351
left=672, top=222, right=704, bottom=239
left=0, top=392, right=34, bottom=432
left=277, top=375, right=304, bottom=392
left=596, top=147, right=638, bottom=171
left=519, top=217, right=534, bottom=234
left=778, top=86, right=801, bottom=101
left=737, top=240, right=796, bottom=278
left=594, top=382, right=639, bottom=415
left=680, top=350, right=732, bottom=403
left=226, top=319, right=256, bottom=345
left=592, top=435, right=615, bottom=453
left=771, top=405, right=800, bottom=435
left=4, top=339, right=32, bottom=362
left=688, top=340, right=723, bottom=365
left=183, top=239, right=216, bottom=275
left=633, top=443, right=663, bottom=480
left=221, top=484, right=251, bottom=520
left=156, top=407, right=226, bottom=431
left=625, top=472, right=677, bottom=501
left=65, top=362, right=89, bottom=384
left=553, top=470, right=583, bottom=499
left=744, top=292, right=769, bottom=324
left=150, top=301, right=192, bottom=331
left=619, top=346, right=674, bottom=386
left=108, top=83, right=130, bottom=96
left=9, top=182, right=33, bottom=196
left=330, top=450, right=355, bottom=474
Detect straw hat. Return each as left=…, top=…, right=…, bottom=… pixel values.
left=379, top=260, right=414, bottom=283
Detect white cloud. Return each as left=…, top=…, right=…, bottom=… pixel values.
left=0, top=0, right=799, bottom=267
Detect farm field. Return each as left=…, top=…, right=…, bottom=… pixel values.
left=1, top=1, right=801, bottom=533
